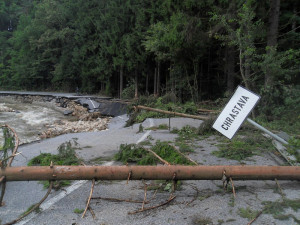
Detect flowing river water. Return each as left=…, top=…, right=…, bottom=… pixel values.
left=0, top=98, right=72, bottom=144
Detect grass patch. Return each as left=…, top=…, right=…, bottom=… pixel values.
left=228, top=196, right=235, bottom=207
left=39, top=180, right=71, bottom=190
left=73, top=208, right=84, bottom=214
left=176, top=125, right=199, bottom=141
left=28, top=140, right=80, bottom=190
left=212, top=129, right=274, bottom=161
left=138, top=140, right=152, bottom=146
left=192, top=216, right=213, bottom=225
left=89, top=156, right=114, bottom=164
left=287, top=137, right=300, bottom=163
left=197, top=116, right=218, bottom=136
left=175, top=142, right=194, bottom=153
left=146, top=124, right=169, bottom=130
left=28, top=139, right=80, bottom=166
left=212, top=140, right=255, bottom=161
left=198, top=192, right=213, bottom=201
left=82, top=145, right=93, bottom=149
left=238, top=207, right=259, bottom=220
left=114, top=141, right=193, bottom=165
left=262, top=198, right=300, bottom=223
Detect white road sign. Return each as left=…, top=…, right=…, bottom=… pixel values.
left=212, top=86, right=260, bottom=139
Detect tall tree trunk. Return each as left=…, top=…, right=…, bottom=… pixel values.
left=265, top=0, right=280, bottom=87
left=119, top=66, right=123, bottom=99
left=154, top=67, right=157, bottom=95
left=225, top=46, right=235, bottom=95
left=239, top=50, right=250, bottom=90
left=170, top=64, right=175, bottom=94
left=146, top=72, right=149, bottom=96
left=157, top=61, right=160, bottom=96
left=134, top=70, right=138, bottom=99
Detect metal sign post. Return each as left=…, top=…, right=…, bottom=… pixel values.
left=212, top=86, right=298, bottom=166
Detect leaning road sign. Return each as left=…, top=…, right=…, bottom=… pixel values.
left=213, top=86, right=260, bottom=139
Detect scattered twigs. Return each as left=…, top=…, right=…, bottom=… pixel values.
left=247, top=211, right=263, bottom=225
left=172, top=172, right=177, bottom=193
left=275, top=178, right=285, bottom=197
left=128, top=195, right=176, bottom=215
left=4, top=181, right=53, bottom=225
left=1, top=125, right=20, bottom=167
left=88, top=206, right=96, bottom=219
left=229, top=177, right=236, bottom=198
left=148, top=189, right=158, bottom=202
left=0, top=152, right=22, bottom=167
left=0, top=180, right=6, bottom=206
left=142, top=181, right=148, bottom=210
left=186, top=186, right=200, bottom=206
left=82, top=179, right=95, bottom=218
left=75, top=153, right=86, bottom=166
left=222, top=170, right=228, bottom=191
left=127, top=171, right=132, bottom=184
left=91, top=197, right=148, bottom=204
left=143, top=147, right=170, bottom=165
left=0, top=125, right=19, bottom=207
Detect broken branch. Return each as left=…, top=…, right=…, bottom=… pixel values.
left=91, top=196, right=148, bottom=204
left=82, top=179, right=95, bottom=218
left=128, top=195, right=176, bottom=214
left=143, top=147, right=170, bottom=165
left=3, top=181, right=53, bottom=225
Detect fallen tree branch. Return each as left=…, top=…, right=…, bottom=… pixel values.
left=0, top=125, right=19, bottom=206
left=4, top=181, right=53, bottom=225
left=247, top=211, right=263, bottom=225
left=229, top=177, right=236, bottom=198
left=186, top=186, right=199, bottom=206
left=128, top=195, right=176, bottom=215
left=82, top=179, right=95, bottom=218
left=170, top=144, right=198, bottom=165
left=142, top=182, right=148, bottom=210
left=1, top=125, right=20, bottom=167
left=143, top=147, right=170, bottom=165
left=275, top=178, right=285, bottom=197
left=0, top=153, right=22, bottom=167
left=0, top=181, right=6, bottom=206
left=88, top=206, right=96, bottom=219
left=91, top=196, right=148, bottom=204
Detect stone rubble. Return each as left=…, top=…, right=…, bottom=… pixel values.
left=39, top=99, right=110, bottom=139
left=1, top=95, right=110, bottom=140
left=0, top=105, right=15, bottom=112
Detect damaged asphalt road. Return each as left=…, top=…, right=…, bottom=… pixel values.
left=1, top=115, right=299, bottom=225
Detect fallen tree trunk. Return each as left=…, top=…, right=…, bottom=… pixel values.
left=135, top=105, right=209, bottom=120
left=1, top=165, right=300, bottom=181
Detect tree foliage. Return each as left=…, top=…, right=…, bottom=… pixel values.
left=0, top=0, right=299, bottom=113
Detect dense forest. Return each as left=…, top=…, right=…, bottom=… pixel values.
left=0, top=0, right=299, bottom=106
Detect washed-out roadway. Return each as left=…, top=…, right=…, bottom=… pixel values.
left=0, top=116, right=299, bottom=225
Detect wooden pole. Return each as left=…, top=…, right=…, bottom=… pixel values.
left=1, top=165, right=300, bottom=181
left=135, top=105, right=209, bottom=120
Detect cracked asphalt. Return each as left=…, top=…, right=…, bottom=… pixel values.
left=1, top=114, right=300, bottom=225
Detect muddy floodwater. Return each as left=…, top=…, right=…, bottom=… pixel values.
left=0, top=98, right=72, bottom=144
